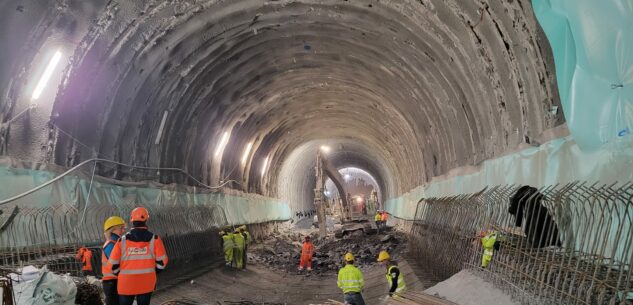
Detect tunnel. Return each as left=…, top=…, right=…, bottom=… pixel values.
left=0, top=0, right=632, bottom=305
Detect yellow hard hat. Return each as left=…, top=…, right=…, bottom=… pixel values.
left=103, top=216, right=125, bottom=232
left=344, top=252, right=355, bottom=262
left=377, top=250, right=390, bottom=262
left=219, top=231, right=225, bottom=235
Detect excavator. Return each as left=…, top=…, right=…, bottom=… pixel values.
left=313, top=151, right=378, bottom=237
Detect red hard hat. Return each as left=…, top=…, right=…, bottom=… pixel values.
left=131, top=207, right=149, bottom=222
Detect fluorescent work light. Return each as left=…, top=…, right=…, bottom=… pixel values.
left=32, top=50, right=62, bottom=101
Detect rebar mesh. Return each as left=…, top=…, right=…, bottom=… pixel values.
left=408, top=182, right=633, bottom=305
left=0, top=161, right=232, bottom=277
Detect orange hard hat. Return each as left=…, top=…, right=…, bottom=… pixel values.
left=131, top=207, right=149, bottom=222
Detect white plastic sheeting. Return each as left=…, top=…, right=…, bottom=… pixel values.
left=533, top=0, right=633, bottom=152
left=386, top=135, right=633, bottom=220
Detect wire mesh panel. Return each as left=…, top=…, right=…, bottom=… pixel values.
left=408, top=182, right=633, bottom=305
left=0, top=161, right=238, bottom=277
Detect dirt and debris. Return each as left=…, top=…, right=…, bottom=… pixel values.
left=249, top=227, right=407, bottom=275
left=75, top=282, right=103, bottom=305
left=424, top=269, right=520, bottom=305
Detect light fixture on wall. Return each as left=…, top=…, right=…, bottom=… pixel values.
left=32, top=50, right=63, bottom=101
left=214, top=131, right=230, bottom=158
left=241, top=142, right=253, bottom=165
left=261, top=156, right=270, bottom=178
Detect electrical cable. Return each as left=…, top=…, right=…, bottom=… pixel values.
left=0, top=158, right=240, bottom=206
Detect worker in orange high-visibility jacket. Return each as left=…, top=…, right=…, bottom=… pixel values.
left=102, top=216, right=126, bottom=305
left=109, top=207, right=168, bottom=305
left=76, top=246, right=93, bottom=276
left=299, top=235, right=315, bottom=271
left=380, top=211, right=389, bottom=229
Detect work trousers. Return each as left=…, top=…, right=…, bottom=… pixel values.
left=119, top=293, right=152, bottom=305
left=343, top=292, right=366, bottom=305
left=299, top=255, right=312, bottom=270
left=224, top=247, right=234, bottom=266
left=233, top=247, right=244, bottom=268
left=102, top=279, right=119, bottom=305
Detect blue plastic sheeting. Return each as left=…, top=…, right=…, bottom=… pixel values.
left=533, top=0, right=633, bottom=152
left=0, top=165, right=291, bottom=226
left=386, top=135, right=633, bottom=220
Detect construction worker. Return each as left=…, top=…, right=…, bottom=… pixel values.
left=337, top=252, right=365, bottom=305
left=377, top=251, right=406, bottom=297
left=481, top=231, right=498, bottom=268
left=380, top=210, right=389, bottom=229
left=299, top=235, right=315, bottom=271
left=232, top=228, right=245, bottom=269
left=239, top=225, right=251, bottom=269
left=75, top=246, right=93, bottom=276
left=102, top=216, right=126, bottom=305
left=374, top=211, right=382, bottom=233
left=109, top=207, right=168, bottom=305
left=220, top=230, right=234, bottom=267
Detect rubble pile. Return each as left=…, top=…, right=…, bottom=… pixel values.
left=250, top=231, right=406, bottom=274
left=75, top=282, right=103, bottom=305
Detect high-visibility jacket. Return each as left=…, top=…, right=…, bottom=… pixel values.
left=109, top=231, right=168, bottom=295
left=222, top=233, right=234, bottom=251
left=386, top=265, right=406, bottom=295
left=76, top=248, right=93, bottom=271
left=481, top=231, right=498, bottom=267
left=337, top=264, right=364, bottom=293
left=243, top=231, right=251, bottom=245
left=301, top=242, right=314, bottom=259
left=374, top=214, right=382, bottom=221
left=102, top=239, right=117, bottom=280
left=381, top=212, right=388, bottom=221
left=233, top=232, right=245, bottom=249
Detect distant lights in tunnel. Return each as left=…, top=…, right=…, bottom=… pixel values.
left=31, top=50, right=62, bottom=101
left=241, top=142, right=253, bottom=165
left=320, top=145, right=331, bottom=153
left=214, top=131, right=230, bottom=158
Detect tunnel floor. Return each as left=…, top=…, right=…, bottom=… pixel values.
left=152, top=258, right=427, bottom=305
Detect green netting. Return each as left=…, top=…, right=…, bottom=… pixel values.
left=0, top=163, right=291, bottom=226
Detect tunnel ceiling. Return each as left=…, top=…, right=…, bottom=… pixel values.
left=0, top=0, right=564, bottom=205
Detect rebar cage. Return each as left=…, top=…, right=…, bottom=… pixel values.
left=408, top=182, right=633, bottom=305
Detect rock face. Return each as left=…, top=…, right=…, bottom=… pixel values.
left=250, top=232, right=407, bottom=274
left=0, top=0, right=563, bottom=214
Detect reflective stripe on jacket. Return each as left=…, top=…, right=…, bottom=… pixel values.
left=102, top=240, right=117, bottom=280
left=108, top=233, right=168, bottom=295
left=387, top=265, right=406, bottom=294
left=337, top=264, right=364, bottom=293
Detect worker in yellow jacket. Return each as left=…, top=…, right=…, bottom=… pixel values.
left=337, top=252, right=365, bottom=305
left=377, top=251, right=406, bottom=298
left=232, top=228, right=245, bottom=269
left=220, top=230, right=234, bottom=267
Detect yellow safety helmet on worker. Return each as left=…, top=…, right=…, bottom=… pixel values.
left=344, top=252, right=355, bottom=262
left=103, top=216, right=125, bottom=232
left=377, top=250, right=390, bottom=262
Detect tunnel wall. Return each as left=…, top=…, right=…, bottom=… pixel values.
left=386, top=133, right=633, bottom=220
left=533, top=0, right=633, bottom=152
